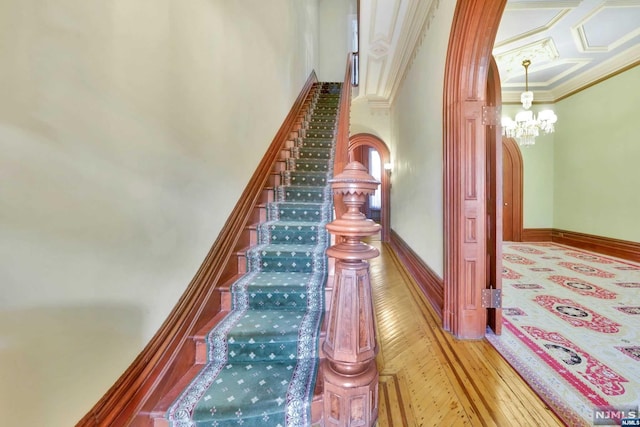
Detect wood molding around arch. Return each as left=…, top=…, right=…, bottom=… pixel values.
left=348, top=133, right=392, bottom=242
left=443, top=0, right=507, bottom=339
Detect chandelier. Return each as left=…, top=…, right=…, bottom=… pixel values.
left=502, top=59, right=557, bottom=146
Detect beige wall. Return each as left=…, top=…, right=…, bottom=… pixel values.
left=509, top=66, right=639, bottom=242
left=553, top=66, right=640, bottom=242
left=349, top=98, right=392, bottom=144
left=0, top=0, right=320, bottom=425
left=318, top=0, right=355, bottom=81
left=388, top=1, right=456, bottom=277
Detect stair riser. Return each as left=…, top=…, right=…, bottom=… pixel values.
left=244, top=292, right=311, bottom=310
left=257, top=205, right=267, bottom=223
left=294, top=146, right=334, bottom=153
left=268, top=207, right=327, bottom=222
left=268, top=173, right=281, bottom=187
left=273, top=160, right=286, bottom=172
left=259, top=188, right=274, bottom=204
left=259, top=227, right=327, bottom=245
left=251, top=255, right=319, bottom=273
left=297, top=152, right=332, bottom=160
left=307, top=125, right=336, bottom=132
left=284, top=173, right=329, bottom=187
left=225, top=342, right=303, bottom=363
left=303, top=132, right=335, bottom=139
left=279, top=148, right=291, bottom=159
left=312, top=108, right=339, bottom=114
left=161, top=84, right=340, bottom=427
left=298, top=142, right=333, bottom=150
left=277, top=189, right=327, bottom=203
left=237, top=253, right=247, bottom=274
left=286, top=161, right=330, bottom=172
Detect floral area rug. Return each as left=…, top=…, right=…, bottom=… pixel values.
left=487, top=242, right=640, bottom=426
left=166, top=82, right=341, bottom=427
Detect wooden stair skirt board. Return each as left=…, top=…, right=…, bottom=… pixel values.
left=76, top=72, right=333, bottom=427
left=160, top=83, right=340, bottom=427
left=522, top=228, right=640, bottom=263
left=389, top=229, right=444, bottom=319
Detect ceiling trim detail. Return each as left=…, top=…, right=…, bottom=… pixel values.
left=386, top=0, right=440, bottom=104
left=495, top=38, right=561, bottom=80
left=357, top=0, right=440, bottom=108
left=494, top=8, right=572, bottom=49
left=571, top=1, right=640, bottom=52
left=495, top=0, right=640, bottom=103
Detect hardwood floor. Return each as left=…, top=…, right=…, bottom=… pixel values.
left=369, top=240, right=564, bottom=426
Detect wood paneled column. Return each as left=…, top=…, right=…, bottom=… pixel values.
left=443, top=0, right=507, bottom=339
left=323, top=161, right=380, bottom=427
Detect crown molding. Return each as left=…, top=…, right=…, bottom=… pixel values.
left=502, top=46, right=640, bottom=103
left=552, top=45, right=640, bottom=100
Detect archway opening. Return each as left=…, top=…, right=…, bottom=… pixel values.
left=348, top=133, right=391, bottom=242
left=443, top=0, right=507, bottom=338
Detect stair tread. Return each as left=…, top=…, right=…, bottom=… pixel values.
left=164, top=82, right=337, bottom=426
left=261, top=220, right=325, bottom=227
left=181, top=360, right=319, bottom=425
left=286, top=170, right=330, bottom=176
left=226, top=309, right=311, bottom=339
left=250, top=243, right=325, bottom=251
left=297, top=146, right=333, bottom=151
left=277, top=185, right=328, bottom=190
left=289, top=158, right=332, bottom=163
left=268, top=201, right=327, bottom=207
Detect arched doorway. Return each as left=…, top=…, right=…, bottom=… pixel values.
left=348, top=133, right=391, bottom=242
left=443, top=0, right=507, bottom=338
left=502, top=137, right=523, bottom=242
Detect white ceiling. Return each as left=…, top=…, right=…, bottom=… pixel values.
left=355, top=0, right=440, bottom=109
left=356, top=0, right=640, bottom=107
left=495, top=0, right=640, bottom=103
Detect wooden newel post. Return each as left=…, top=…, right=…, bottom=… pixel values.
left=323, top=161, right=380, bottom=426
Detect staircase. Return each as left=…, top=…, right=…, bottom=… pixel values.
left=157, top=83, right=341, bottom=427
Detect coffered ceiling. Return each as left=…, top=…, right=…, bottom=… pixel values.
left=495, top=0, right=640, bottom=103
left=356, top=0, right=640, bottom=107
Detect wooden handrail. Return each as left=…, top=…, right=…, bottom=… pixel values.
left=77, top=71, right=318, bottom=426
left=333, top=53, right=354, bottom=220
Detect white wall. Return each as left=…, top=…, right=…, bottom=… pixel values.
left=318, top=0, right=355, bottom=81
left=0, top=0, right=319, bottom=425
left=349, top=97, right=392, bottom=144
left=388, top=1, right=457, bottom=277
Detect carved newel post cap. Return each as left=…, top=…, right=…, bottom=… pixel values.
left=323, top=161, right=381, bottom=426
left=326, top=161, right=381, bottom=260
left=329, top=161, right=380, bottom=197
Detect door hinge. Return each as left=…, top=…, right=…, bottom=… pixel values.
left=482, top=105, right=500, bottom=126
left=482, top=288, right=502, bottom=308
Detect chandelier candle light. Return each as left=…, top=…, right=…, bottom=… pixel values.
left=502, top=59, right=558, bottom=146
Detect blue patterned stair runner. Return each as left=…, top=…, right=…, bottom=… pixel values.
left=167, top=82, right=341, bottom=427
